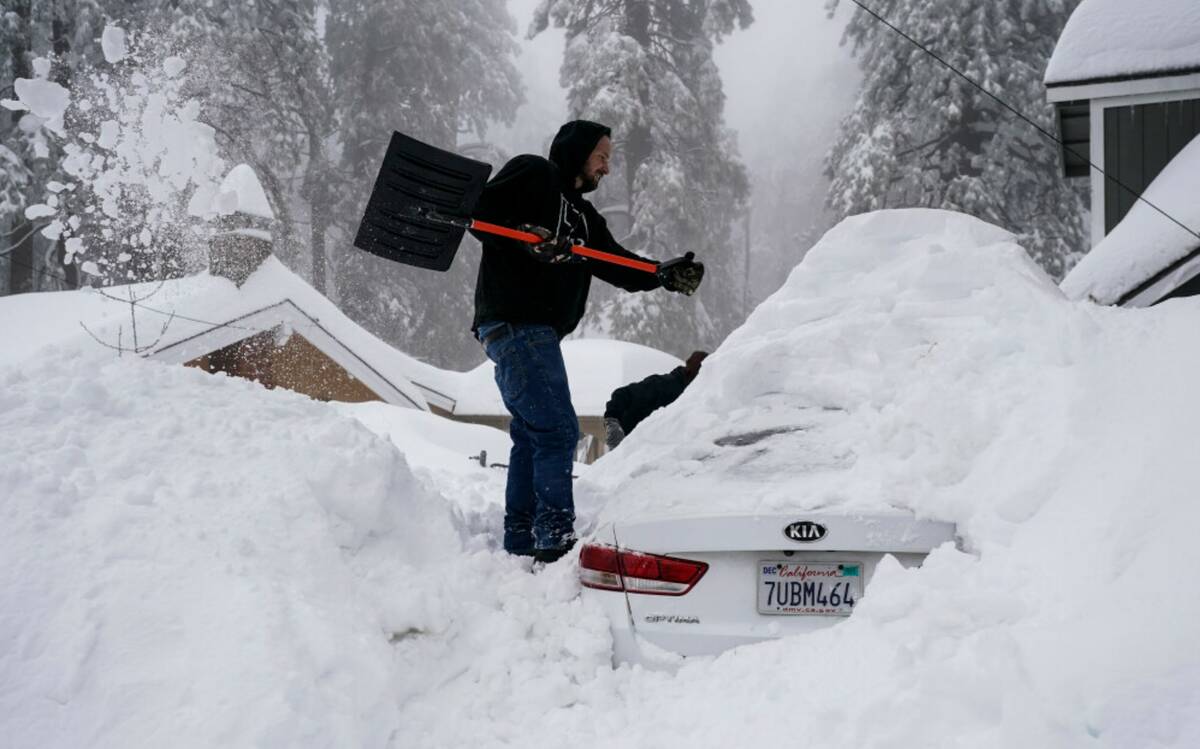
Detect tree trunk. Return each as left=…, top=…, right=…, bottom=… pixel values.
left=8, top=217, right=35, bottom=294
left=8, top=0, right=34, bottom=294
left=52, top=4, right=77, bottom=289
left=311, top=199, right=327, bottom=294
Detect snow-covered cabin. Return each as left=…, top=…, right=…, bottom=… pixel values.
left=1, top=162, right=461, bottom=411
left=1045, top=0, right=1200, bottom=306
left=0, top=253, right=461, bottom=411
left=1044, top=0, right=1200, bottom=247
left=449, top=339, right=682, bottom=464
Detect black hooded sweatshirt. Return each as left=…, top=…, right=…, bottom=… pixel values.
left=470, top=120, right=661, bottom=338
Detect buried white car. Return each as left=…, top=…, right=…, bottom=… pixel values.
left=573, top=209, right=1065, bottom=666
left=579, top=510, right=955, bottom=664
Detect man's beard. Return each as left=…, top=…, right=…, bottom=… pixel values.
left=578, top=171, right=602, bottom=193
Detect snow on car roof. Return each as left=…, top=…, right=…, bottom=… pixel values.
left=0, top=256, right=440, bottom=409
left=1060, top=134, right=1200, bottom=305
left=1044, top=0, right=1200, bottom=87
left=452, top=338, right=682, bottom=416
left=579, top=209, right=1075, bottom=528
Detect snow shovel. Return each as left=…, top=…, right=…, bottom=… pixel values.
left=353, top=131, right=658, bottom=274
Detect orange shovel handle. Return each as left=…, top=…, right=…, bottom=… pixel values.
left=470, top=219, right=659, bottom=274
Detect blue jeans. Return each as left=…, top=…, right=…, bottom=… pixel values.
left=478, top=322, right=579, bottom=553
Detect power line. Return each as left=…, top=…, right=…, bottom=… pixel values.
left=848, top=0, right=1200, bottom=245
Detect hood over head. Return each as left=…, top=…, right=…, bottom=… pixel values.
left=549, top=120, right=611, bottom=191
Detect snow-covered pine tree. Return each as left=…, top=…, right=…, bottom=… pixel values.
left=1, top=0, right=116, bottom=294
left=531, top=0, right=752, bottom=356
left=326, top=0, right=523, bottom=369
left=825, top=0, right=1086, bottom=279
left=164, top=0, right=337, bottom=291
left=1, top=0, right=37, bottom=295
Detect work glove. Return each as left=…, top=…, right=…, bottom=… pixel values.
left=656, top=252, right=705, bottom=295
left=518, top=224, right=580, bottom=264
left=604, top=417, right=626, bottom=450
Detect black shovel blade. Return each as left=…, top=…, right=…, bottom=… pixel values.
left=353, top=131, right=493, bottom=271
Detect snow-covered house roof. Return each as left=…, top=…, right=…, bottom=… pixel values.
left=1045, top=0, right=1200, bottom=89
left=452, top=339, right=682, bottom=417
left=0, top=256, right=459, bottom=410
left=1061, top=134, right=1200, bottom=306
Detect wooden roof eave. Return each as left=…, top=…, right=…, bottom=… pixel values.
left=147, top=300, right=428, bottom=410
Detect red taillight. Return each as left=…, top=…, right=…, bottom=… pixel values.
left=578, top=543, right=622, bottom=591
left=578, top=543, right=707, bottom=596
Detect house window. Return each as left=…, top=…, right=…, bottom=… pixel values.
left=1103, top=98, right=1200, bottom=233
left=1057, top=101, right=1091, bottom=178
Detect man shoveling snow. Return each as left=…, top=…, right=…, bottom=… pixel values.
left=469, top=120, right=705, bottom=563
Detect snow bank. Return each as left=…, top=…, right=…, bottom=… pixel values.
left=1045, top=0, right=1200, bottom=86
left=582, top=209, right=1070, bottom=530
left=336, top=402, right=513, bottom=543
left=564, top=209, right=1198, bottom=745
left=0, top=350, right=465, bottom=746
left=1061, top=134, right=1200, bottom=306
left=7, top=209, right=1200, bottom=747
left=0, top=348, right=612, bottom=748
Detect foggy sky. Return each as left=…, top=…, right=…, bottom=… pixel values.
left=491, top=0, right=860, bottom=188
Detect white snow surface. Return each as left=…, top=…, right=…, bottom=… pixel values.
left=1, top=352, right=474, bottom=746
left=454, top=338, right=681, bottom=415
left=334, top=402, right=514, bottom=542
left=1045, top=0, right=1200, bottom=86
left=1061, top=134, right=1200, bottom=305
left=5, top=209, right=1200, bottom=747
left=214, top=163, right=275, bottom=220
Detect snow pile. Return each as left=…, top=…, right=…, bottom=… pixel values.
left=1045, top=0, right=1200, bottom=86
left=0, top=348, right=612, bottom=747
left=332, top=208, right=1200, bottom=747
left=546, top=209, right=1198, bottom=745
left=7, top=209, right=1200, bottom=747
left=583, top=209, right=1071, bottom=530
left=336, top=402, right=514, bottom=542
left=1061, top=134, right=1200, bottom=306
left=0, top=351, right=455, bottom=745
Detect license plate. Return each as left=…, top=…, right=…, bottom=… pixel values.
left=757, top=561, right=862, bottom=616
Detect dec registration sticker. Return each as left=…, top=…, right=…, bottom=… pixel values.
left=758, top=561, right=862, bottom=616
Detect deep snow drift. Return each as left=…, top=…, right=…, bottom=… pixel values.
left=4, top=209, right=1200, bottom=747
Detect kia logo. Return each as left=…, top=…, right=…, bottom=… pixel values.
left=783, top=521, right=827, bottom=543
